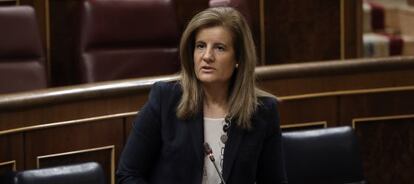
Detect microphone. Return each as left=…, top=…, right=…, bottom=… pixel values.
left=204, top=142, right=226, bottom=184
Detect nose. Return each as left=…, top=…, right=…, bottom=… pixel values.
left=202, top=46, right=214, bottom=63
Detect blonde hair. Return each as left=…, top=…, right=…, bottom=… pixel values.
left=177, top=7, right=271, bottom=129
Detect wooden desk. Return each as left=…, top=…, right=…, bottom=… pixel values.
left=1, top=56, right=414, bottom=184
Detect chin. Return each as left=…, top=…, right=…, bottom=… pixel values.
left=196, top=74, right=230, bottom=85
left=196, top=74, right=213, bottom=82
left=198, top=78, right=216, bottom=83
left=198, top=78, right=230, bottom=86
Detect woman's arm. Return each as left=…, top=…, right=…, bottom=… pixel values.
left=116, top=83, right=163, bottom=184
left=256, top=98, right=288, bottom=184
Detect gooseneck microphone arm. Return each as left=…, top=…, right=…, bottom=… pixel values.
left=204, top=142, right=226, bottom=184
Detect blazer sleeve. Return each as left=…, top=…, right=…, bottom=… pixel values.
left=116, top=83, right=163, bottom=184
left=256, top=98, right=288, bottom=184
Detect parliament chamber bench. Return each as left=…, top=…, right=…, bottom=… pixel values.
left=1, top=56, right=414, bottom=184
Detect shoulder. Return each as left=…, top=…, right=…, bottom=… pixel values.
left=254, top=96, right=280, bottom=134
left=148, top=81, right=182, bottom=108
left=256, top=96, right=280, bottom=125
left=151, top=81, right=182, bottom=97
left=257, top=96, right=279, bottom=113
left=152, top=81, right=181, bottom=92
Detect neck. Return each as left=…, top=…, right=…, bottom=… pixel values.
left=202, top=83, right=229, bottom=118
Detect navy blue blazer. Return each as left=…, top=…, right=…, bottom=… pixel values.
left=116, top=81, right=287, bottom=184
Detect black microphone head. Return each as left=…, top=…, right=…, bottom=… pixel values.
left=204, top=142, right=213, bottom=155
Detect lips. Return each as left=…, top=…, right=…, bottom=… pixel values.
left=200, top=66, right=215, bottom=72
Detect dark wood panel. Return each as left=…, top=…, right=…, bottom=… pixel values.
left=354, top=116, right=414, bottom=184
left=0, top=0, right=16, bottom=6
left=281, top=121, right=326, bottom=132
left=0, top=161, right=16, bottom=175
left=38, top=146, right=114, bottom=184
left=174, top=0, right=208, bottom=30
left=49, top=0, right=82, bottom=86
left=278, top=96, right=338, bottom=127
left=242, top=0, right=261, bottom=65
left=24, top=118, right=124, bottom=173
left=258, top=70, right=414, bottom=96
left=339, top=90, right=414, bottom=124
left=344, top=0, right=363, bottom=58
left=265, top=0, right=341, bottom=64
left=0, top=93, right=147, bottom=130
left=0, top=134, right=24, bottom=172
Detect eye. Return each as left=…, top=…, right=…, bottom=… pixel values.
left=216, top=45, right=226, bottom=52
left=195, top=42, right=205, bottom=50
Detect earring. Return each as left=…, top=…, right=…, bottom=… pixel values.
left=235, top=64, right=239, bottom=68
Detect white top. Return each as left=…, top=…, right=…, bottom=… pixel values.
left=202, top=117, right=226, bottom=184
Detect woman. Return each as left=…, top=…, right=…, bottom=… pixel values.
left=117, top=7, right=287, bottom=184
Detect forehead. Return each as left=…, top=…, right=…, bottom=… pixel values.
left=195, top=26, right=234, bottom=44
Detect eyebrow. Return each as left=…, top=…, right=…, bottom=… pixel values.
left=195, top=40, right=228, bottom=47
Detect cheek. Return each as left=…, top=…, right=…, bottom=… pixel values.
left=193, top=53, right=200, bottom=69
left=221, top=61, right=236, bottom=77
left=227, top=66, right=236, bottom=77
left=224, top=56, right=237, bottom=72
left=193, top=51, right=198, bottom=62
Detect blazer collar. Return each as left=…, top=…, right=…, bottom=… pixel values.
left=188, top=111, right=205, bottom=165
left=222, top=118, right=244, bottom=181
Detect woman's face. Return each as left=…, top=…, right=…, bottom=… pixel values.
left=193, top=26, right=237, bottom=86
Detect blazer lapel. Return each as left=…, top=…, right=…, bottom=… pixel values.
left=222, top=121, right=245, bottom=181
left=188, top=111, right=204, bottom=165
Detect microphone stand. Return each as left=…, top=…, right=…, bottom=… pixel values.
left=204, top=142, right=226, bottom=184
